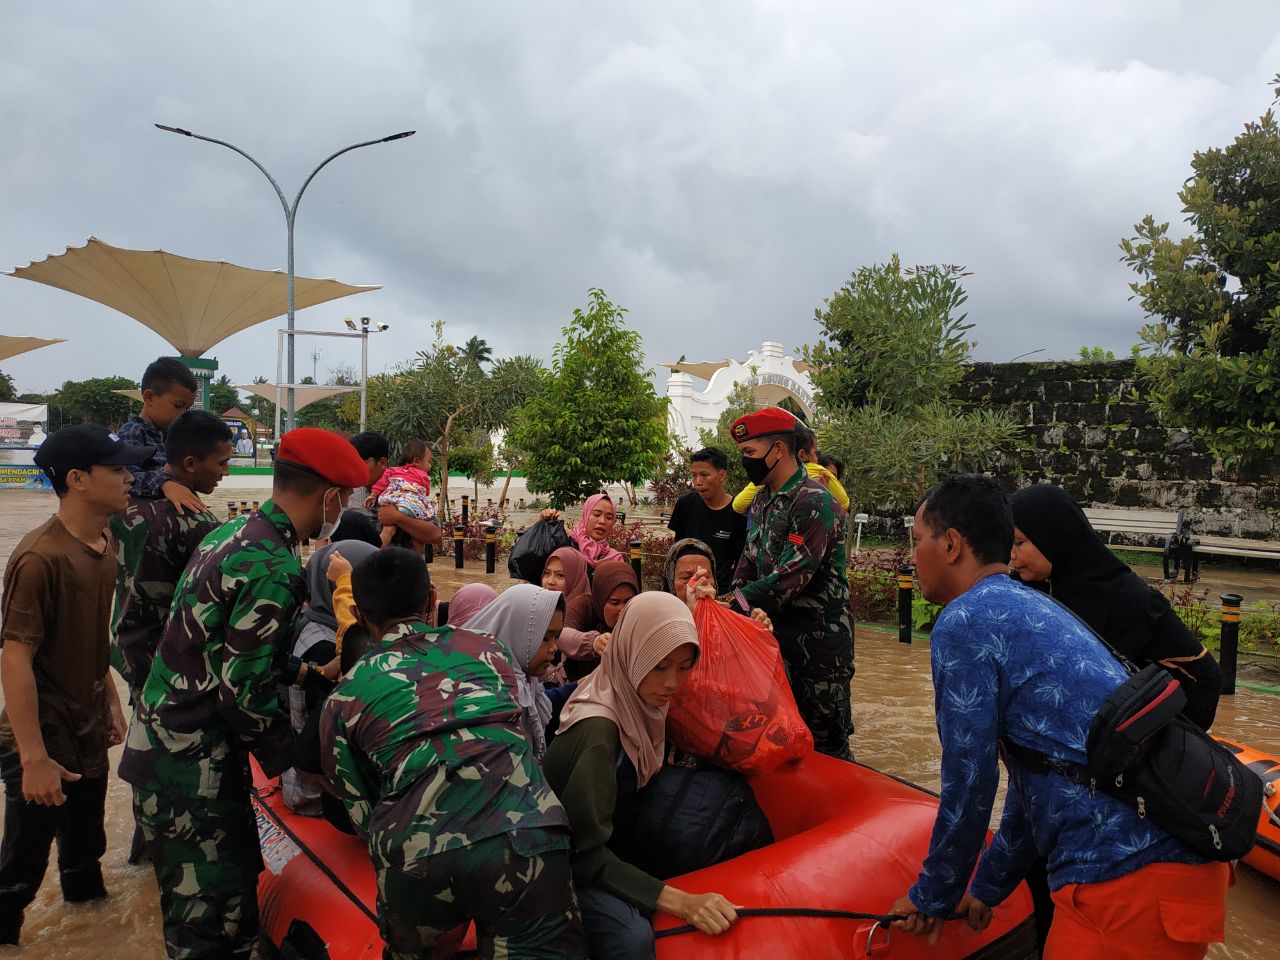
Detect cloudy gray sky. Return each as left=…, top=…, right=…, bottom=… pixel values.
left=3, top=2, right=1280, bottom=397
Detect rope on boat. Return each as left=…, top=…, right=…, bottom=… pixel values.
left=653, top=906, right=967, bottom=939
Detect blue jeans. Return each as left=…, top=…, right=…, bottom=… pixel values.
left=578, top=887, right=654, bottom=960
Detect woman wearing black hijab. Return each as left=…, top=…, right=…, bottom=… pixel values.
left=1008, top=484, right=1223, bottom=730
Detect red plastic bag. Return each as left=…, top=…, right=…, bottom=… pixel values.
left=667, top=599, right=814, bottom=774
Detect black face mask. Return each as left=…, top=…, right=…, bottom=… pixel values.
left=741, top=442, right=778, bottom=485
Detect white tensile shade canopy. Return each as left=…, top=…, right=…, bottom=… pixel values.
left=236, top=382, right=360, bottom=412
left=661, top=357, right=813, bottom=379
left=661, top=359, right=731, bottom=380
left=0, top=336, right=65, bottom=362
left=6, top=238, right=379, bottom=357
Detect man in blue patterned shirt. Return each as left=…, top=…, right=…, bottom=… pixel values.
left=890, top=475, right=1227, bottom=960
left=116, top=357, right=204, bottom=515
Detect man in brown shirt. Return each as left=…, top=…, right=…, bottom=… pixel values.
left=0, top=424, right=152, bottom=946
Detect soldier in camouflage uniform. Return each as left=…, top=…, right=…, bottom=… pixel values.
left=119, top=428, right=368, bottom=960
left=730, top=407, right=854, bottom=760
left=111, top=411, right=234, bottom=704
left=321, top=547, right=584, bottom=960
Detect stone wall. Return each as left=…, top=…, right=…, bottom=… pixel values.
left=952, top=359, right=1280, bottom=542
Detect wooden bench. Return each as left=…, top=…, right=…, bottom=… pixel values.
left=1184, top=532, right=1280, bottom=577
left=1082, top=507, right=1192, bottom=581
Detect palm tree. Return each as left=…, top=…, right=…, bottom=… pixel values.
left=462, top=335, right=493, bottom=369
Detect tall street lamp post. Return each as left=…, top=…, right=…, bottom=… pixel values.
left=155, top=124, right=414, bottom=431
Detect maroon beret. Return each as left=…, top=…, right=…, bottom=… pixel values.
left=730, top=407, right=799, bottom=443
left=276, top=428, right=369, bottom=488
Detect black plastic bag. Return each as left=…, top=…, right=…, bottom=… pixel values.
left=507, top=519, right=575, bottom=582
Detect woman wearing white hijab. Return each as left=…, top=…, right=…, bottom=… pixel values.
left=465, top=584, right=565, bottom=763
left=544, top=592, right=739, bottom=960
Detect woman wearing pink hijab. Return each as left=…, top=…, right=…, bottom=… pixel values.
left=445, top=583, right=498, bottom=627
left=542, top=494, right=625, bottom=569
left=544, top=592, right=739, bottom=959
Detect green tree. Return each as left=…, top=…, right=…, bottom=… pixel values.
left=1121, top=75, right=1280, bottom=464
left=803, top=255, right=976, bottom=413
left=487, top=355, right=547, bottom=506
left=804, top=257, right=1020, bottom=509
left=509, top=289, right=669, bottom=508
left=1077, top=346, right=1117, bottom=362
left=462, top=336, right=493, bottom=369
left=55, top=375, right=139, bottom=429
left=208, top=374, right=239, bottom=416
left=0, top=369, right=16, bottom=402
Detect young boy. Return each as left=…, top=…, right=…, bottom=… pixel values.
left=117, top=357, right=204, bottom=515
left=0, top=425, right=154, bottom=945
left=119, top=428, right=369, bottom=960
left=667, top=446, right=746, bottom=590
left=321, top=548, right=584, bottom=959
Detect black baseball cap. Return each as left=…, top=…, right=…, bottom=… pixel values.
left=33, top=424, right=155, bottom=484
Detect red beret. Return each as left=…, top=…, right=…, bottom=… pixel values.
left=730, top=407, right=798, bottom=443
left=276, top=428, right=369, bottom=488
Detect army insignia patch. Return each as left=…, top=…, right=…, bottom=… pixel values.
left=731, top=421, right=748, bottom=441
left=787, top=533, right=804, bottom=546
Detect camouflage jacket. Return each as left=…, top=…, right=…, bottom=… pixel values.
left=733, top=465, right=852, bottom=651
left=320, top=620, right=568, bottom=869
left=110, top=485, right=221, bottom=693
left=116, top=414, right=169, bottom=500
left=119, top=499, right=304, bottom=801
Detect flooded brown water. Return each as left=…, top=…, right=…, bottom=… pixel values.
left=1, top=491, right=1278, bottom=958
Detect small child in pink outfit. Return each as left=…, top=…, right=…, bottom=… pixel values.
left=369, top=440, right=435, bottom=552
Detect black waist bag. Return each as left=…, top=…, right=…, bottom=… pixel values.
left=1084, top=664, right=1262, bottom=861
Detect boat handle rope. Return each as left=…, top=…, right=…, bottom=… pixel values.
left=653, top=906, right=968, bottom=939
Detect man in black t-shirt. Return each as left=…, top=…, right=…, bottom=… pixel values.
left=668, top=447, right=747, bottom=589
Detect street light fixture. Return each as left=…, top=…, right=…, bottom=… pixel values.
left=272, top=317, right=390, bottom=436
left=155, top=123, right=415, bottom=432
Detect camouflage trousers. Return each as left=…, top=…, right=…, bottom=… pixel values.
left=778, top=619, right=855, bottom=761
left=376, top=827, right=585, bottom=960
left=132, top=789, right=263, bottom=960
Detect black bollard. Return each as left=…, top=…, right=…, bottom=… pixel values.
left=251, top=500, right=260, bottom=511
left=630, top=540, right=643, bottom=584
left=240, top=501, right=249, bottom=514
left=617, top=511, right=627, bottom=526
left=226, top=500, right=238, bottom=520
left=461, top=495, right=470, bottom=525
left=897, top=565, right=914, bottom=644
left=484, top=525, right=497, bottom=575
left=454, top=524, right=465, bottom=569
left=424, top=540, right=434, bottom=565
left=1220, top=593, right=1242, bottom=695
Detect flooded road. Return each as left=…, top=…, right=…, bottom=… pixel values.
left=1, top=491, right=1277, bottom=958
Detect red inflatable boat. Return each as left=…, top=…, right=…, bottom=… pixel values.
left=251, top=753, right=1037, bottom=959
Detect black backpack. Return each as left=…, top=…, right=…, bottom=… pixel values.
left=1006, top=605, right=1264, bottom=862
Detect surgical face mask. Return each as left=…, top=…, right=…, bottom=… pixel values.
left=316, top=487, right=344, bottom=541
left=740, top=442, right=779, bottom=485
